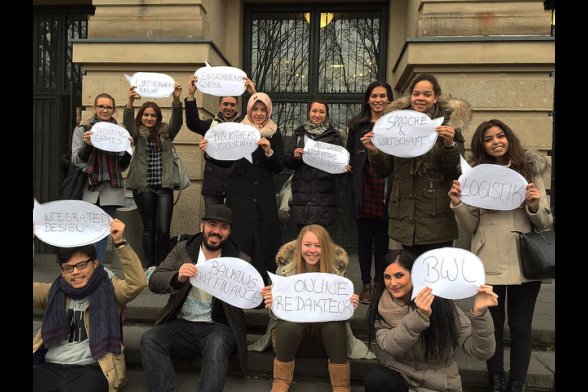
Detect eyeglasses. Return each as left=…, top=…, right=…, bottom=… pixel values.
left=61, top=258, right=94, bottom=274
left=96, top=105, right=114, bottom=111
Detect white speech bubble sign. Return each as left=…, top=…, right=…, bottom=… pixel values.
left=269, top=272, right=355, bottom=323
left=411, top=247, right=485, bottom=300
left=205, top=123, right=261, bottom=163
left=124, top=72, right=175, bottom=98
left=372, top=110, right=443, bottom=157
left=189, top=257, right=264, bottom=309
left=90, top=122, right=131, bottom=153
left=194, top=62, right=247, bottom=97
left=302, top=135, right=350, bottom=174
left=458, top=156, right=528, bottom=211
left=33, top=200, right=112, bottom=248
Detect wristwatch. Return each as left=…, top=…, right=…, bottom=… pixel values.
left=114, top=239, right=128, bottom=249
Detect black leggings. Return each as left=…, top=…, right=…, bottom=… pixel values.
left=33, top=362, right=108, bottom=392
left=133, top=186, right=173, bottom=268
left=486, top=281, right=542, bottom=382
left=274, top=319, right=347, bottom=364
left=364, top=365, right=409, bottom=392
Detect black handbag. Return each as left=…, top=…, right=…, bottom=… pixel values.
left=60, top=162, right=87, bottom=200
left=517, top=229, right=555, bottom=280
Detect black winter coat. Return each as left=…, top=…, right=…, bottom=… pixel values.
left=284, top=125, right=344, bottom=226
left=345, top=120, right=392, bottom=219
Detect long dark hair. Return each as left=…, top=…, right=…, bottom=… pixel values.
left=470, top=119, right=531, bottom=181
left=367, top=249, right=459, bottom=360
left=135, top=101, right=164, bottom=148
left=347, top=81, right=393, bottom=132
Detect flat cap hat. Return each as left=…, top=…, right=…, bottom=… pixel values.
left=202, top=204, right=232, bottom=225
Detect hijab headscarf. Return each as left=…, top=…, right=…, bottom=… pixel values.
left=242, top=92, right=277, bottom=137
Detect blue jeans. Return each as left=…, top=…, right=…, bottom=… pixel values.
left=141, top=319, right=236, bottom=392
left=96, top=205, right=118, bottom=264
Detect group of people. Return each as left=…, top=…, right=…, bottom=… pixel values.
left=34, top=72, right=553, bottom=392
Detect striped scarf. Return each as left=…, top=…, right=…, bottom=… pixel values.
left=83, top=116, right=125, bottom=190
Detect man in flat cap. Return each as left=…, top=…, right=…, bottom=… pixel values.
left=141, top=205, right=250, bottom=392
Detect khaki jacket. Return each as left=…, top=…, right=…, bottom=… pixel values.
left=33, top=245, right=147, bottom=392
left=451, top=150, right=553, bottom=285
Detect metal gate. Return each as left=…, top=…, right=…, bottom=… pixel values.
left=33, top=6, right=93, bottom=252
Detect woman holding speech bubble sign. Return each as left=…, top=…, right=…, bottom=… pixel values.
left=250, top=225, right=363, bottom=392
left=284, top=99, right=349, bottom=232
left=364, top=250, right=497, bottom=392
left=449, top=120, right=553, bottom=392
left=123, top=83, right=183, bottom=268
left=361, top=73, right=471, bottom=260
left=200, top=92, right=284, bottom=285
left=346, top=81, right=394, bottom=305
left=71, top=93, right=132, bottom=264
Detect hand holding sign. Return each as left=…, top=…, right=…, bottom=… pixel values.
left=411, top=247, right=485, bottom=300
left=458, top=156, right=528, bottom=210
left=268, top=272, right=355, bottom=322
left=189, top=257, right=264, bottom=309
left=194, top=62, right=248, bottom=97
left=302, top=136, right=350, bottom=174
left=124, top=72, right=175, bottom=98
left=33, top=200, right=112, bottom=247
left=204, top=123, right=261, bottom=163
left=90, top=122, right=131, bottom=153
left=372, top=110, right=443, bottom=157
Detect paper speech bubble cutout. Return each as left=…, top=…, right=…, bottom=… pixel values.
left=189, top=257, right=264, bottom=309
left=124, top=72, right=175, bottom=98
left=268, top=272, right=355, bottom=323
left=204, top=123, right=261, bottom=163
left=302, top=135, right=350, bottom=174
left=372, top=110, right=443, bottom=158
left=458, top=157, right=528, bottom=211
left=194, top=62, right=247, bottom=96
left=90, top=122, right=131, bottom=153
left=411, top=247, right=485, bottom=301
left=33, top=200, right=112, bottom=248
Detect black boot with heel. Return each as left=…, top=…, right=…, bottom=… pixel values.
left=489, top=372, right=506, bottom=392
left=506, top=379, right=526, bottom=392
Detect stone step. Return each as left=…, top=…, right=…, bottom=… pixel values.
left=35, top=319, right=554, bottom=392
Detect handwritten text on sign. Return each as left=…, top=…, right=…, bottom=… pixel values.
left=124, top=72, right=175, bottom=98
left=372, top=110, right=443, bottom=158
left=458, top=156, right=528, bottom=211
left=33, top=200, right=112, bottom=248
left=205, top=123, right=261, bottom=163
left=269, top=272, right=355, bottom=322
left=90, top=122, right=131, bottom=153
left=302, top=135, right=349, bottom=174
left=190, top=257, right=264, bottom=309
left=195, top=62, right=247, bottom=97
left=411, top=247, right=485, bottom=300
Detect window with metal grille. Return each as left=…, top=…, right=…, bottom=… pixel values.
left=244, top=4, right=388, bottom=248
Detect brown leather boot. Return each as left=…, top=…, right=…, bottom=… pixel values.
left=359, top=283, right=372, bottom=304
left=328, top=361, right=351, bottom=392
left=271, top=358, right=295, bottom=392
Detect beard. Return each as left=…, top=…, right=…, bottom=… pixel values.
left=202, top=232, right=225, bottom=251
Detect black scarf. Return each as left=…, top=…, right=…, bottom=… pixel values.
left=41, top=263, right=121, bottom=359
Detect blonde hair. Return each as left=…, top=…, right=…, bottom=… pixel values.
left=293, top=225, right=336, bottom=274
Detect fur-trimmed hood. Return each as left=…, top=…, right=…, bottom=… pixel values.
left=137, top=122, right=170, bottom=141
left=526, top=149, right=550, bottom=176
left=385, top=95, right=472, bottom=131
left=275, top=240, right=349, bottom=277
